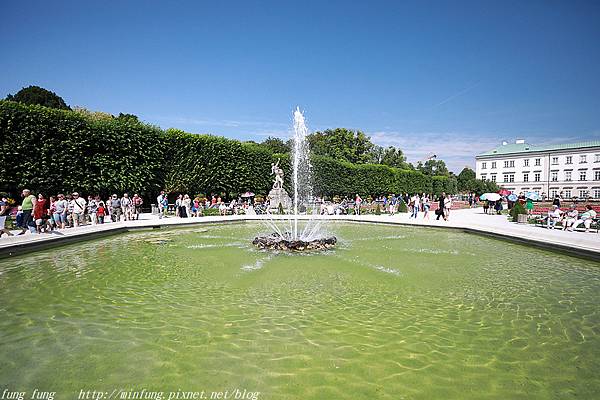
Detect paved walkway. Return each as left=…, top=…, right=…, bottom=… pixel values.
left=1, top=208, right=598, bottom=259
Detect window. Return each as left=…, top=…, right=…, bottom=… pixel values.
left=566, top=156, right=572, bottom=164
left=579, top=190, right=588, bottom=198
left=550, top=189, right=558, bottom=198
left=491, top=174, right=497, bottom=182
left=481, top=162, right=487, bottom=169
left=551, top=157, right=559, bottom=165
left=595, top=154, right=600, bottom=163
left=535, top=158, right=541, bottom=166
left=595, top=171, right=600, bottom=180
left=523, top=173, right=529, bottom=182
left=595, top=189, right=600, bottom=199
left=565, top=190, right=572, bottom=198
left=509, top=174, right=514, bottom=182
left=503, top=173, right=509, bottom=182
left=551, top=171, right=558, bottom=182
left=565, top=171, right=572, bottom=181
left=491, top=162, right=496, bottom=169
left=580, top=155, right=587, bottom=163
left=580, top=171, right=587, bottom=181
left=523, top=159, right=529, bottom=167
left=534, top=173, right=541, bottom=182
left=481, top=174, right=487, bottom=180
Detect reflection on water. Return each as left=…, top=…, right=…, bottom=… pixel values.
left=0, top=222, right=599, bottom=399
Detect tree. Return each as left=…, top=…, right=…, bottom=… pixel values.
left=308, top=128, right=374, bottom=164
left=457, top=167, right=476, bottom=192
left=260, top=137, right=290, bottom=154
left=5, top=85, right=70, bottom=110
left=379, top=146, right=410, bottom=169
left=416, top=159, right=449, bottom=176
left=116, top=113, right=139, bottom=123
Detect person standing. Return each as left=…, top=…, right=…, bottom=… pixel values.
left=175, top=194, right=183, bottom=217
left=71, top=192, right=87, bottom=227
left=33, top=193, right=50, bottom=233
left=52, top=194, right=68, bottom=229
left=87, top=195, right=98, bottom=225
left=552, top=194, right=562, bottom=209
left=355, top=194, right=362, bottom=215
left=410, top=193, right=420, bottom=219
left=423, top=194, right=430, bottom=219
left=132, top=194, right=143, bottom=220
left=156, top=190, right=166, bottom=219
left=121, top=193, right=133, bottom=221
left=436, top=193, right=445, bottom=221
left=18, top=189, right=36, bottom=235
left=96, top=201, right=106, bottom=224
left=183, top=194, right=192, bottom=218
left=109, top=194, right=122, bottom=222
left=443, top=194, right=452, bottom=221
left=0, top=196, right=13, bottom=237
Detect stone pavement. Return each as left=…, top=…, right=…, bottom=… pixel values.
left=1, top=208, right=598, bottom=259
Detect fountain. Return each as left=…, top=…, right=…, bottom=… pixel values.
left=253, top=107, right=337, bottom=251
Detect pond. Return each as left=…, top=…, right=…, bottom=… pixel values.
left=0, top=222, right=598, bottom=399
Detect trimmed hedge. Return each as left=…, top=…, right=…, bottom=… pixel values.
left=0, top=100, right=457, bottom=198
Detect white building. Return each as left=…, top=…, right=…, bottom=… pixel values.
left=475, top=140, right=600, bottom=200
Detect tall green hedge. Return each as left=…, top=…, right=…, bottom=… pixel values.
left=0, top=100, right=457, bottom=198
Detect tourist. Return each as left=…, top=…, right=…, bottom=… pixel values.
left=546, top=205, right=563, bottom=229
left=563, top=204, right=578, bottom=231
left=552, top=194, right=562, bottom=209
left=160, top=194, right=169, bottom=218
left=494, top=199, right=503, bottom=215
left=229, top=198, right=237, bottom=215
left=525, top=197, right=534, bottom=215
left=219, top=201, right=227, bottom=216
left=96, top=201, right=106, bottom=224
left=33, top=193, right=49, bottom=234
left=121, top=193, right=133, bottom=221
left=443, top=194, right=452, bottom=220
left=436, top=193, right=445, bottom=221
left=18, top=189, right=36, bottom=235
left=109, top=194, right=122, bottom=222
left=132, top=194, right=143, bottom=220
left=0, top=196, right=13, bottom=237
left=175, top=194, right=183, bottom=217
left=156, top=191, right=166, bottom=219
left=52, top=194, right=68, bottom=229
left=65, top=194, right=74, bottom=227
left=482, top=200, right=489, bottom=214
left=183, top=194, right=192, bottom=218
left=87, top=195, right=98, bottom=225
left=71, top=192, right=87, bottom=227
left=423, top=194, right=430, bottom=219
left=355, top=194, right=362, bottom=215
left=570, top=205, right=597, bottom=232
left=410, top=193, right=420, bottom=219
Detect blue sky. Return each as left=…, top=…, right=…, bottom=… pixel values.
left=2, top=0, right=599, bottom=172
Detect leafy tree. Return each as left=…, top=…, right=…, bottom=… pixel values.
left=308, top=128, right=374, bottom=164
left=260, top=137, right=290, bottom=154
left=379, top=146, right=410, bottom=169
left=416, top=159, right=449, bottom=176
left=5, top=85, right=70, bottom=110
left=116, top=113, right=139, bottom=123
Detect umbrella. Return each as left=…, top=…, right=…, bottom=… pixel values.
left=526, top=192, right=540, bottom=201
left=507, top=194, right=518, bottom=202
left=498, top=189, right=511, bottom=196
left=480, top=193, right=501, bottom=201
left=241, top=192, right=255, bottom=198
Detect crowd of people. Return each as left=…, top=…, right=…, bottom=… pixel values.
left=545, top=204, right=598, bottom=232
left=0, top=189, right=145, bottom=236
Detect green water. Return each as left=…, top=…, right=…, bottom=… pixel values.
left=0, top=222, right=599, bottom=400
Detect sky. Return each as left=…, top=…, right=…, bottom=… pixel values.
left=1, top=0, right=599, bottom=172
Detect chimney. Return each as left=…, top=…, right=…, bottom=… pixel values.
left=515, top=139, right=525, bottom=144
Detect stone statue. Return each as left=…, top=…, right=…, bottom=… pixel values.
left=271, top=158, right=284, bottom=189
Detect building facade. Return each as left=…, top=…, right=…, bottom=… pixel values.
left=475, top=140, right=600, bottom=200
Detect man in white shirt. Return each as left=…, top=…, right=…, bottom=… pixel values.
left=410, top=194, right=420, bottom=219
left=70, top=192, right=87, bottom=228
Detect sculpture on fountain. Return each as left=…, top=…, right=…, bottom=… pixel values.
left=267, top=158, right=292, bottom=211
